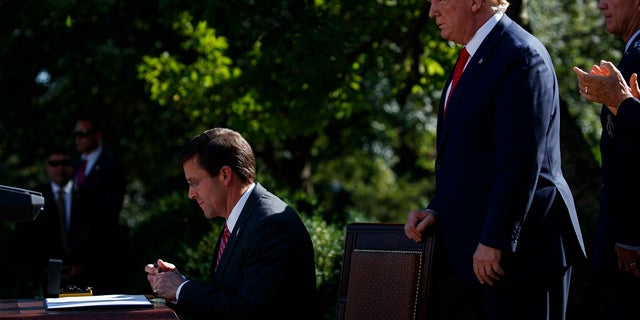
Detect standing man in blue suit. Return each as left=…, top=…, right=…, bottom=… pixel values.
left=404, top=1, right=586, bottom=319
left=573, top=0, right=640, bottom=318
left=145, top=128, right=317, bottom=320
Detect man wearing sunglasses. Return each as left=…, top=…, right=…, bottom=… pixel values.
left=72, top=113, right=128, bottom=294
left=16, top=147, right=89, bottom=296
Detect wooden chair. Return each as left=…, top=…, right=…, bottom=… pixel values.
left=336, top=223, right=437, bottom=320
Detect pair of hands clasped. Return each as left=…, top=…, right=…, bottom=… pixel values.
left=145, top=259, right=185, bottom=301
left=573, top=61, right=640, bottom=115
left=404, top=210, right=504, bottom=286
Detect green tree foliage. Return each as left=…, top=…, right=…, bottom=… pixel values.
left=137, top=1, right=451, bottom=222
left=528, top=0, right=621, bottom=161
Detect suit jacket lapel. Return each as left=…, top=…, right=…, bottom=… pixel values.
left=618, top=32, right=640, bottom=78
left=437, top=15, right=513, bottom=160
left=213, top=183, right=263, bottom=278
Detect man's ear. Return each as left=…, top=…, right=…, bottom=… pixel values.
left=471, top=0, right=486, bottom=13
left=219, top=165, right=233, bottom=185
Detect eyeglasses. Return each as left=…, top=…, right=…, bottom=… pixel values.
left=72, top=130, right=95, bottom=138
left=187, top=175, right=212, bottom=189
left=48, top=159, right=73, bottom=167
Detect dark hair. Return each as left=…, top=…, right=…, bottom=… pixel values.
left=179, top=128, right=256, bottom=183
left=46, top=146, right=73, bottom=159
left=75, top=111, right=103, bottom=133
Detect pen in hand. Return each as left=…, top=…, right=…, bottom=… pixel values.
left=152, top=258, right=181, bottom=277
left=153, top=259, right=163, bottom=273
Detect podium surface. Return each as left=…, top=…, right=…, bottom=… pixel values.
left=0, top=298, right=179, bottom=319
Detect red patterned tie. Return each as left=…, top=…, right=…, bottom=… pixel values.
left=76, top=159, right=87, bottom=186
left=445, top=47, right=470, bottom=115
left=216, top=225, right=230, bottom=270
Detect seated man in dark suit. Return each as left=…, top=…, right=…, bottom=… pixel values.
left=145, top=128, right=317, bottom=319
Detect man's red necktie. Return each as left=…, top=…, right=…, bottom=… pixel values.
left=216, top=225, right=230, bottom=270
left=76, top=159, right=87, bottom=186
left=445, top=47, right=470, bottom=115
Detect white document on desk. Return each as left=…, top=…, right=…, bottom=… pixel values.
left=45, top=294, right=152, bottom=310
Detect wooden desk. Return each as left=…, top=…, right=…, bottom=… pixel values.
left=0, top=298, right=179, bottom=319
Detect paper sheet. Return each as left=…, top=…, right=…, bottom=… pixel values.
left=45, top=294, right=152, bottom=310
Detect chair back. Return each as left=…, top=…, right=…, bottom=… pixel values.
left=336, top=223, right=436, bottom=320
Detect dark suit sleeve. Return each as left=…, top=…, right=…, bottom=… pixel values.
left=612, top=97, right=640, bottom=246
left=479, top=44, right=558, bottom=250
left=617, top=97, right=640, bottom=132
left=173, top=202, right=316, bottom=319
left=101, top=156, right=126, bottom=222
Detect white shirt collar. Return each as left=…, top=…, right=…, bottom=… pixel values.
left=81, top=143, right=103, bottom=175
left=51, top=180, right=73, bottom=195
left=225, top=183, right=256, bottom=233
left=625, top=29, right=640, bottom=53
left=465, top=11, right=503, bottom=57
left=446, top=12, right=502, bottom=100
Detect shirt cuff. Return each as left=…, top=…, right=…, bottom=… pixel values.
left=175, top=278, right=190, bottom=302
left=616, top=243, right=640, bottom=250
left=425, top=208, right=438, bottom=220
